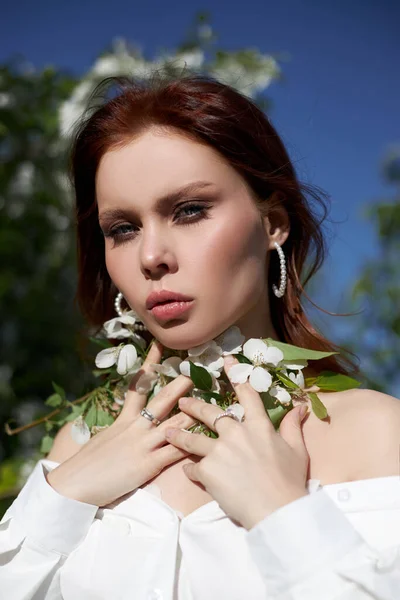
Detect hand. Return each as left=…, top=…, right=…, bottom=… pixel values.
left=164, top=354, right=310, bottom=530
left=47, top=340, right=198, bottom=508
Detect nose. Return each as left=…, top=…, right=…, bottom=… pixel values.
left=139, top=224, right=177, bottom=279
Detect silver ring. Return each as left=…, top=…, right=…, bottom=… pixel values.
left=140, top=407, right=161, bottom=426
left=213, top=411, right=243, bottom=430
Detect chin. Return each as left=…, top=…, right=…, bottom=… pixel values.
left=149, top=320, right=221, bottom=351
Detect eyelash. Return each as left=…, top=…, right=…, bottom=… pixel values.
left=104, top=202, right=211, bottom=246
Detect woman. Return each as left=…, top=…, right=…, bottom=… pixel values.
left=1, top=73, right=400, bottom=599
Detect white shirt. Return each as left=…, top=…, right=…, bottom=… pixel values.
left=1, top=459, right=400, bottom=599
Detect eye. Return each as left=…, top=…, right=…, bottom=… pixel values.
left=103, top=222, right=138, bottom=245
left=173, top=202, right=210, bottom=222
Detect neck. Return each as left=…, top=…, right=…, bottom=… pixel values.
left=234, top=288, right=279, bottom=342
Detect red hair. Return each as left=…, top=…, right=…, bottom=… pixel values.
left=70, top=72, right=357, bottom=375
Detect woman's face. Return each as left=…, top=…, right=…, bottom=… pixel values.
left=96, top=127, right=278, bottom=349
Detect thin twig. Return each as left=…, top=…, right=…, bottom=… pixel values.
left=4, top=379, right=120, bottom=436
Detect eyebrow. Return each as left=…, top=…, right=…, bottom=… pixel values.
left=98, top=180, right=215, bottom=223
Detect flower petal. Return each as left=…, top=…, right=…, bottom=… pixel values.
left=226, top=403, right=245, bottom=421
left=249, top=366, right=272, bottom=392
left=270, top=385, right=291, bottom=404
left=187, top=341, right=214, bottom=357
left=152, top=356, right=182, bottom=377
left=95, top=347, right=117, bottom=369
left=215, top=325, right=245, bottom=355
left=135, top=372, right=159, bottom=394
left=242, top=338, right=271, bottom=363
left=264, top=346, right=284, bottom=366
left=289, top=370, right=305, bottom=388
left=228, top=363, right=253, bottom=384
left=71, top=416, right=91, bottom=444
left=116, top=344, right=138, bottom=375
left=179, top=360, right=191, bottom=377
left=282, top=359, right=308, bottom=370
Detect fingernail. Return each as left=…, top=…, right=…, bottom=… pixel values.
left=179, top=397, right=189, bottom=406
left=165, top=428, right=176, bottom=438
left=299, top=405, right=308, bottom=419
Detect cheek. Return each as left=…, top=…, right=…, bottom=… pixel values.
left=105, top=246, right=138, bottom=293
left=195, top=210, right=266, bottom=288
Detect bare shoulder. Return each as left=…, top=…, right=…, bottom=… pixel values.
left=301, top=388, right=400, bottom=483
left=45, top=422, right=85, bottom=463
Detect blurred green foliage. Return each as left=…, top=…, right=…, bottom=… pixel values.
left=0, top=61, right=96, bottom=503
left=347, top=148, right=400, bottom=395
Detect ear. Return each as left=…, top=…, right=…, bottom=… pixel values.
left=262, top=202, right=290, bottom=250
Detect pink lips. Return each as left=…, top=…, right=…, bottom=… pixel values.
left=150, top=300, right=194, bottom=321
left=146, top=289, right=194, bottom=322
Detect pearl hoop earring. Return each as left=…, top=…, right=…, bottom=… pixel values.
left=114, top=292, right=148, bottom=332
left=272, top=242, right=287, bottom=298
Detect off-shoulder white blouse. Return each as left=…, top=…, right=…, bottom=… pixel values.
left=1, top=458, right=400, bottom=599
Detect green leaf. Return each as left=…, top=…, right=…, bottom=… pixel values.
left=264, top=338, right=337, bottom=361
left=308, top=392, right=328, bottom=419
left=266, top=405, right=289, bottom=430
left=315, top=371, right=361, bottom=392
left=189, top=361, right=212, bottom=391
left=89, top=336, right=112, bottom=348
left=52, top=382, right=66, bottom=399
left=45, top=393, right=63, bottom=407
left=44, top=421, right=54, bottom=432
left=234, top=353, right=252, bottom=364
left=305, top=377, right=317, bottom=388
left=84, top=403, right=98, bottom=429
left=64, top=404, right=85, bottom=421
left=92, top=368, right=114, bottom=378
left=200, top=391, right=224, bottom=403
left=275, top=371, right=298, bottom=390
left=96, top=410, right=114, bottom=427
left=40, top=435, right=54, bottom=454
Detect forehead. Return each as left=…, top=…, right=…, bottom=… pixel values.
left=95, top=128, right=242, bottom=206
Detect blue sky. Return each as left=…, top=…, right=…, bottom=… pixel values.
left=1, top=0, right=399, bottom=336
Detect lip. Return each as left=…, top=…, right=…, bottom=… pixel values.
left=150, top=300, right=194, bottom=322
left=146, top=289, right=194, bottom=310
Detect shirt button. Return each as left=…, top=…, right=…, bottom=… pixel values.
left=337, top=488, right=351, bottom=502
left=147, top=589, right=163, bottom=599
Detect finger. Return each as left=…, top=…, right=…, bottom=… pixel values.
left=154, top=444, right=191, bottom=468
left=181, top=462, right=201, bottom=483
left=136, top=374, right=194, bottom=430
left=178, top=396, right=238, bottom=435
left=120, top=339, right=163, bottom=419
left=224, top=355, right=273, bottom=426
left=165, top=426, right=214, bottom=457
left=150, top=411, right=199, bottom=447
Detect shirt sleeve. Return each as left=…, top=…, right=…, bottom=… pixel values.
left=0, top=458, right=99, bottom=599
left=246, top=489, right=400, bottom=600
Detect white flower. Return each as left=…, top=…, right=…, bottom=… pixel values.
left=71, top=415, right=91, bottom=444
left=103, top=312, right=137, bottom=338
left=288, top=370, right=305, bottom=389
left=135, top=356, right=182, bottom=395
left=227, top=339, right=283, bottom=393
left=228, top=362, right=272, bottom=392
left=151, top=356, right=182, bottom=378
left=243, top=339, right=284, bottom=367
left=269, top=385, right=291, bottom=405
left=95, top=344, right=139, bottom=375
left=180, top=340, right=224, bottom=379
left=225, top=403, right=245, bottom=421
left=102, top=311, right=146, bottom=347
left=281, top=359, right=307, bottom=389
left=214, top=325, right=245, bottom=355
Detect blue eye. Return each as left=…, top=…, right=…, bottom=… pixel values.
left=104, top=201, right=211, bottom=246
left=174, top=203, right=207, bottom=221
